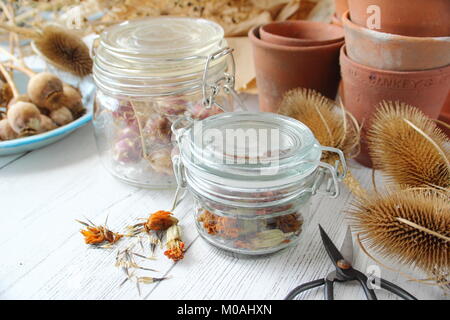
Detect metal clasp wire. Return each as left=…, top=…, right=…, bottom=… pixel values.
left=310, top=146, right=347, bottom=198
left=201, top=47, right=246, bottom=112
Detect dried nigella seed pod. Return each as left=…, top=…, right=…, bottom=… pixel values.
left=143, top=115, right=172, bottom=144
left=50, top=107, right=73, bottom=126
left=114, top=138, right=142, bottom=164
left=7, top=101, right=42, bottom=134
left=0, top=118, right=18, bottom=140
left=148, top=148, right=173, bottom=175
left=117, top=126, right=140, bottom=141
left=27, top=72, right=64, bottom=111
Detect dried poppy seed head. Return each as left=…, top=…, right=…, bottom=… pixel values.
left=50, top=106, right=73, bottom=126
left=0, top=118, right=18, bottom=140
left=7, top=101, right=42, bottom=134
left=38, top=114, right=57, bottom=133
left=27, top=72, right=64, bottom=111
left=62, top=83, right=84, bottom=117
left=35, top=25, right=93, bottom=77
left=367, top=101, right=450, bottom=189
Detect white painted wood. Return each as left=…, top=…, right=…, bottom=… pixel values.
left=0, top=98, right=447, bottom=300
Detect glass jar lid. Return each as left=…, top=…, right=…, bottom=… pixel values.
left=93, top=17, right=227, bottom=96
left=175, top=112, right=323, bottom=187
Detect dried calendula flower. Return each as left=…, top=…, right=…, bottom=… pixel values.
left=77, top=219, right=123, bottom=246
left=276, top=213, right=303, bottom=233
left=144, top=210, right=178, bottom=232
left=164, top=224, right=185, bottom=261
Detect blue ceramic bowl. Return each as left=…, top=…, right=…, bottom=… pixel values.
left=0, top=64, right=95, bottom=156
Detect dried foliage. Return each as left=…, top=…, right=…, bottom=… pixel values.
left=349, top=189, right=450, bottom=279
left=367, top=101, right=450, bottom=190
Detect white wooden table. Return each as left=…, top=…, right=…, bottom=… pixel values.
left=0, top=95, right=446, bottom=300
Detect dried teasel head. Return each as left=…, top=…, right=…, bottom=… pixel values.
left=34, top=25, right=93, bottom=77
left=278, top=88, right=365, bottom=197
left=367, top=101, right=450, bottom=190
left=349, top=189, right=450, bottom=278
left=278, top=88, right=360, bottom=159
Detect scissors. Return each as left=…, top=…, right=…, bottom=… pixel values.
left=285, top=225, right=417, bottom=300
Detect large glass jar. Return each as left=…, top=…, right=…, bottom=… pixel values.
left=93, top=17, right=237, bottom=188
left=172, top=112, right=347, bottom=255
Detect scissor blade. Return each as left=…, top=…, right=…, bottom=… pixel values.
left=340, top=226, right=354, bottom=264
left=318, top=225, right=344, bottom=267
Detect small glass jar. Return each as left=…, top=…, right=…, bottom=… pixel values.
left=172, top=112, right=347, bottom=255
left=93, top=17, right=238, bottom=188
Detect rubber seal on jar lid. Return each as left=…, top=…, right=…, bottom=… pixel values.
left=177, top=112, right=322, bottom=187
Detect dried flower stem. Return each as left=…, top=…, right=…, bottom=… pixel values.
left=396, top=217, right=450, bottom=242
left=0, top=63, right=18, bottom=98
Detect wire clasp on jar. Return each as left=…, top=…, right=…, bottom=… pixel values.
left=201, top=47, right=246, bottom=112
left=310, top=146, right=347, bottom=198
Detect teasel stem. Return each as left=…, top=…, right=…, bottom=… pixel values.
left=0, top=22, right=40, bottom=39
left=396, top=217, right=450, bottom=242
left=404, top=119, right=450, bottom=173
left=0, top=63, right=18, bottom=98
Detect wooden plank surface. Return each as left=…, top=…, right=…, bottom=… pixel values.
left=0, top=102, right=447, bottom=300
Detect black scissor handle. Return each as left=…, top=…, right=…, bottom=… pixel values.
left=285, top=279, right=325, bottom=300
left=324, top=279, right=334, bottom=300
left=355, top=270, right=378, bottom=300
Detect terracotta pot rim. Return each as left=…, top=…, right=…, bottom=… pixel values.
left=248, top=26, right=345, bottom=52
left=340, top=45, right=450, bottom=76
left=260, top=20, right=344, bottom=46
left=342, top=11, right=450, bottom=42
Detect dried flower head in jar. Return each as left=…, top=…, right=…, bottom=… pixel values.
left=148, top=148, right=173, bottom=175
left=158, top=99, right=188, bottom=117
left=275, top=213, right=303, bottom=233
left=142, top=115, right=172, bottom=144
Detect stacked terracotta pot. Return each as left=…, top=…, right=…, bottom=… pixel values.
left=249, top=21, right=344, bottom=112
left=340, top=0, right=450, bottom=167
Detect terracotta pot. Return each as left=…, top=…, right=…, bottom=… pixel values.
left=348, top=0, right=450, bottom=37
left=249, top=26, right=343, bottom=112
left=334, top=0, right=349, bottom=22
left=343, top=11, right=450, bottom=72
left=260, top=21, right=344, bottom=47
left=340, top=46, right=450, bottom=167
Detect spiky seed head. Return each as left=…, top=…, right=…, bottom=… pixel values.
left=35, top=25, right=93, bottom=77
left=367, top=101, right=450, bottom=189
left=349, top=189, right=449, bottom=276
left=278, top=88, right=359, bottom=160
